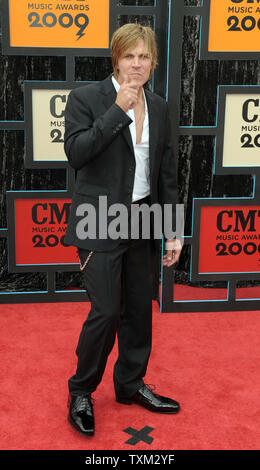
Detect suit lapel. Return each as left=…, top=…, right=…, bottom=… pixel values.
left=100, top=76, right=160, bottom=172
left=101, top=76, right=134, bottom=155
left=145, top=89, right=158, bottom=176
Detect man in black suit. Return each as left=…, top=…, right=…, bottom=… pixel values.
left=64, top=23, right=182, bottom=436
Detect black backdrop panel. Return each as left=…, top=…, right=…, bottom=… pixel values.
left=1, top=0, right=260, bottom=311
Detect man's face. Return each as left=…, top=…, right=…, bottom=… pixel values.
left=116, top=39, right=152, bottom=87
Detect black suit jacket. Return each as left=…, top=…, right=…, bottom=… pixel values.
left=64, top=75, right=178, bottom=251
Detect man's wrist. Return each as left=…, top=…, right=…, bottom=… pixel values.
left=115, top=100, right=129, bottom=114
left=165, top=240, right=175, bottom=250
left=165, top=238, right=179, bottom=250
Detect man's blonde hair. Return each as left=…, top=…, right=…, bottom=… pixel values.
left=111, top=23, right=158, bottom=79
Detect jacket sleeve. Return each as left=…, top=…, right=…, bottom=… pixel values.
left=158, top=102, right=179, bottom=236
left=64, top=88, right=132, bottom=170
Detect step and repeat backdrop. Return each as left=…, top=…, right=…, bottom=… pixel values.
left=0, top=0, right=260, bottom=312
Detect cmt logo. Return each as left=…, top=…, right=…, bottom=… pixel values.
left=32, top=202, right=71, bottom=225
left=231, top=0, right=260, bottom=3
left=242, top=98, right=260, bottom=123
left=50, top=94, right=67, bottom=118
left=216, top=209, right=260, bottom=232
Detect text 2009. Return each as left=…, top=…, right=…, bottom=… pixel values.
left=28, top=12, right=89, bottom=39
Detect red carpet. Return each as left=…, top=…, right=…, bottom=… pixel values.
left=0, top=286, right=260, bottom=450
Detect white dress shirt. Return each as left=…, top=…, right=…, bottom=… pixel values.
left=112, top=76, right=150, bottom=202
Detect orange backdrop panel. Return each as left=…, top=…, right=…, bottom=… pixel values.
left=8, top=0, right=109, bottom=49
left=208, top=0, right=260, bottom=52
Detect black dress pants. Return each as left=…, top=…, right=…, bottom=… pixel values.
left=68, top=226, right=153, bottom=398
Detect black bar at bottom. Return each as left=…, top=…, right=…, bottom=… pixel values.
left=0, top=450, right=257, bottom=467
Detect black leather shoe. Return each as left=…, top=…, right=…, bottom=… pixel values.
left=116, top=384, right=180, bottom=414
left=67, top=394, right=95, bottom=436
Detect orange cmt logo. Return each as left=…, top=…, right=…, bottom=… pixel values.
left=8, top=0, right=109, bottom=49
left=208, top=0, right=260, bottom=52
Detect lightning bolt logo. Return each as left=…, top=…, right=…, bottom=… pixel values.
left=76, top=30, right=85, bottom=41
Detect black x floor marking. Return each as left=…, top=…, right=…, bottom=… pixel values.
left=123, top=426, right=154, bottom=445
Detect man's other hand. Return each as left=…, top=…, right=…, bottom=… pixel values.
left=162, top=239, right=182, bottom=267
